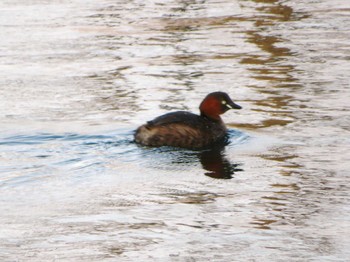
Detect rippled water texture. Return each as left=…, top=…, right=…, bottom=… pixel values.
left=1, top=0, right=350, bottom=261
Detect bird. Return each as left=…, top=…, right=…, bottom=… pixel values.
left=134, top=91, right=242, bottom=149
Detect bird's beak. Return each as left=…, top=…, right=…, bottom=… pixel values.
left=226, top=101, right=242, bottom=110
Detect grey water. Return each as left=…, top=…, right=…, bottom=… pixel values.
left=1, top=0, right=350, bottom=261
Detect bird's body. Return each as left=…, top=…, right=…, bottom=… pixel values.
left=134, top=92, right=241, bottom=149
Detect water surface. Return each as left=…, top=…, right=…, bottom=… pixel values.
left=1, top=0, right=350, bottom=261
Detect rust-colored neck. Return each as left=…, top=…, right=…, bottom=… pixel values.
left=199, top=96, right=223, bottom=121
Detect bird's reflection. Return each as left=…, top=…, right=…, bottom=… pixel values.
left=198, top=145, right=243, bottom=179
left=137, top=136, right=244, bottom=179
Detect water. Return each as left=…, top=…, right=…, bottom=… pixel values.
left=1, top=0, right=350, bottom=261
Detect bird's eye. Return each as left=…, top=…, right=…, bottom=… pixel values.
left=222, top=100, right=233, bottom=109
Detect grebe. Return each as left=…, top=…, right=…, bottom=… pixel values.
left=134, top=92, right=241, bottom=149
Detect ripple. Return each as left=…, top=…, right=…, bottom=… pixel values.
left=0, top=128, right=249, bottom=188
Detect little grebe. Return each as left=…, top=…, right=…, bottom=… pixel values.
left=134, top=92, right=241, bottom=149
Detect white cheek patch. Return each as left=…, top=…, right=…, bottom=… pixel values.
left=222, top=100, right=232, bottom=109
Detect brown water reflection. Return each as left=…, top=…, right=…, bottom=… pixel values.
left=239, top=1, right=350, bottom=257
left=240, top=0, right=305, bottom=234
